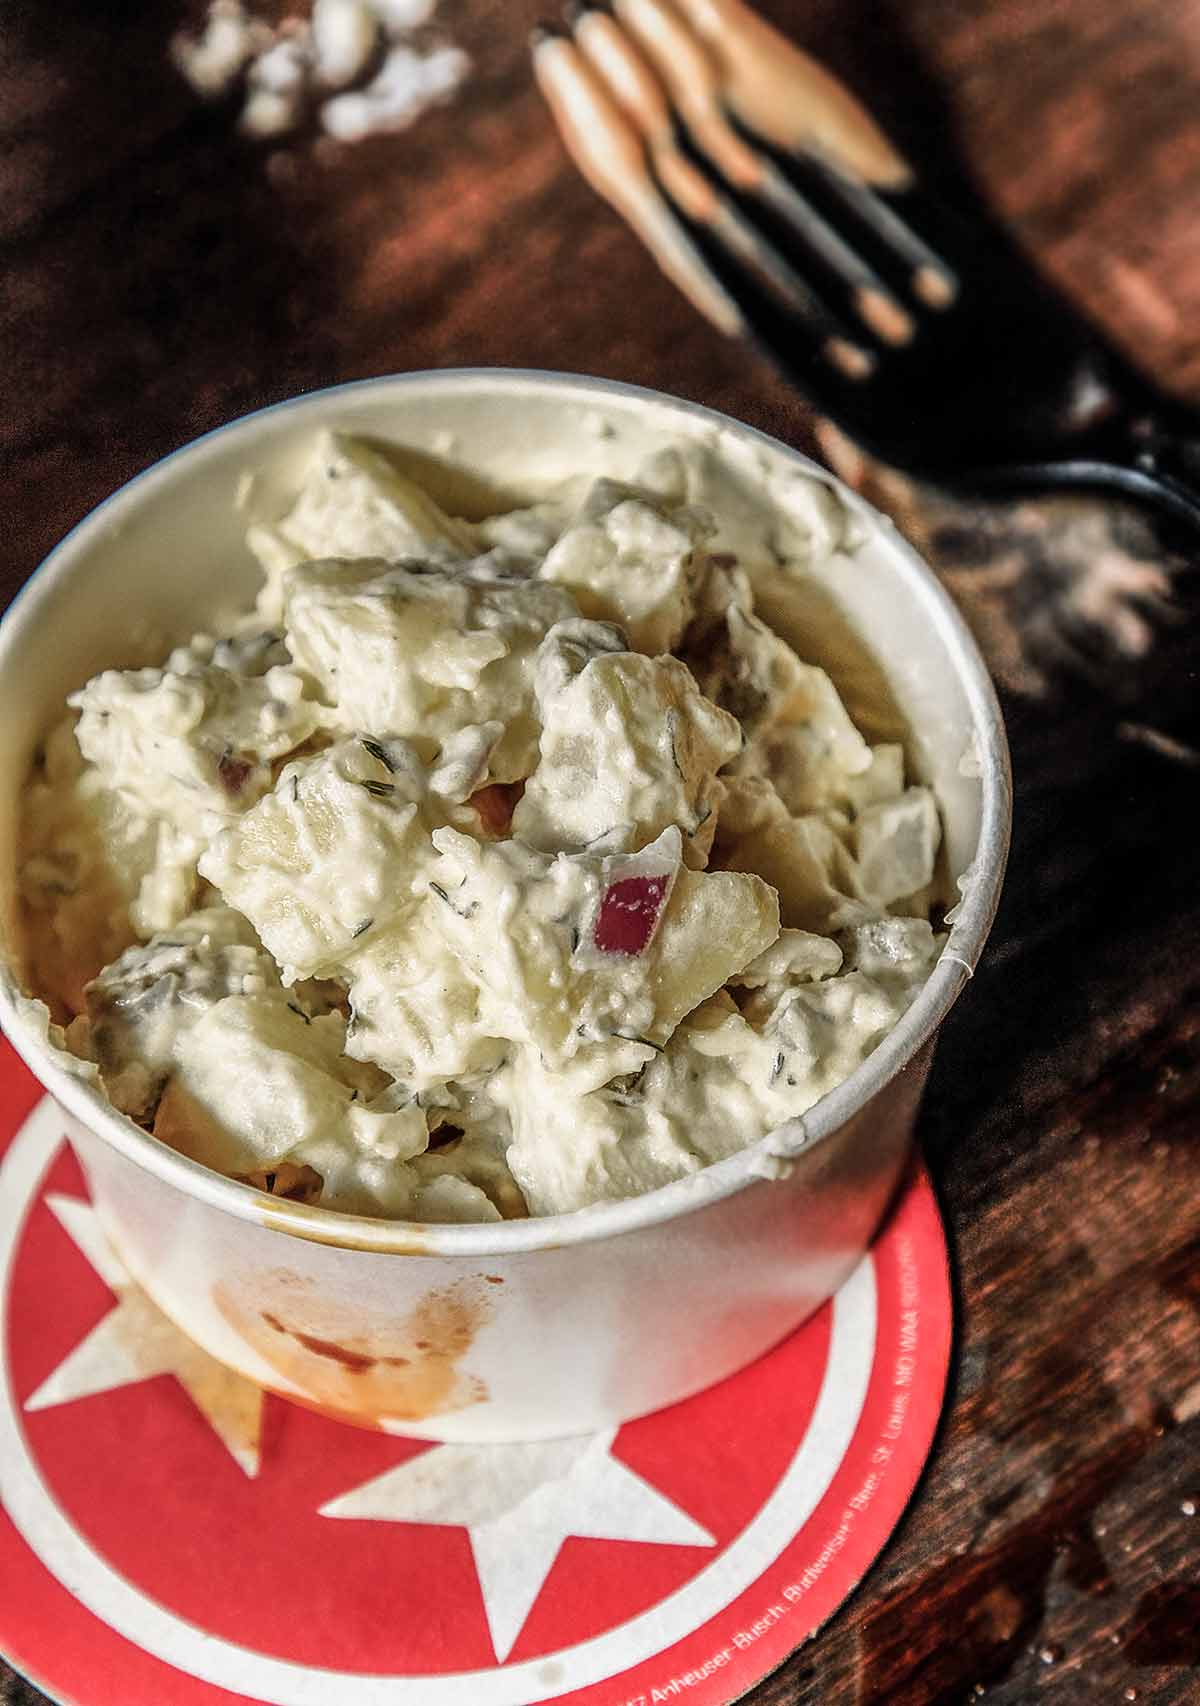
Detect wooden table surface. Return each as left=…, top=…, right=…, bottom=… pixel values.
left=2, top=2, right=1199, bottom=1702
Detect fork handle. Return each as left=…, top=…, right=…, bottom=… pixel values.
left=965, top=444, right=1200, bottom=539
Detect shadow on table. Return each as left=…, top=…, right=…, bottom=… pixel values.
left=919, top=526, right=1200, bottom=1193
left=2, top=0, right=345, bottom=605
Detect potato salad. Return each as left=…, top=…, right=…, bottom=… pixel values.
left=19, top=433, right=944, bottom=1221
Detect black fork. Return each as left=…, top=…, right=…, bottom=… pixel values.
left=532, top=0, right=1200, bottom=535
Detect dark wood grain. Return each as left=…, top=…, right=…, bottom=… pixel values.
left=898, top=0, right=1200, bottom=403
left=2, top=3, right=1199, bottom=1703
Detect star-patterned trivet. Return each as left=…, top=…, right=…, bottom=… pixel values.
left=0, top=1037, right=952, bottom=1706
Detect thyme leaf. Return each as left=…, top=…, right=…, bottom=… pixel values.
left=614, top=1031, right=664, bottom=1053
left=664, top=708, right=686, bottom=782
left=359, top=737, right=396, bottom=773
left=430, top=882, right=478, bottom=919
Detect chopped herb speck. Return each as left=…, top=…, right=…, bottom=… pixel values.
left=665, top=709, right=686, bottom=781
left=359, top=737, right=396, bottom=773
left=430, top=881, right=477, bottom=918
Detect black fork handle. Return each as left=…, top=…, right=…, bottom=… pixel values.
left=964, top=451, right=1200, bottom=542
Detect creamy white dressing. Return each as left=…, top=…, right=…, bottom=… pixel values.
left=19, top=429, right=943, bottom=1220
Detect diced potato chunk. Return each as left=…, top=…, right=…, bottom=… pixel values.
left=730, top=928, right=844, bottom=994
left=732, top=660, right=873, bottom=814
left=19, top=717, right=158, bottom=1015
left=639, top=964, right=908, bottom=1161
left=538, top=480, right=706, bottom=654
left=487, top=1044, right=705, bottom=1217
left=512, top=650, right=741, bottom=867
left=342, top=912, right=505, bottom=1090
left=199, top=738, right=441, bottom=978
left=249, top=431, right=478, bottom=619
left=844, top=743, right=906, bottom=813
left=853, top=787, right=940, bottom=906
left=715, top=777, right=863, bottom=934
left=84, top=906, right=279, bottom=1119
left=153, top=995, right=426, bottom=1183
left=424, top=824, right=778, bottom=1064
left=836, top=916, right=941, bottom=990
left=418, top=828, right=593, bottom=1060
left=71, top=659, right=322, bottom=830
left=643, top=864, right=780, bottom=1043
left=679, top=555, right=810, bottom=739
left=282, top=556, right=576, bottom=780
left=410, top=1124, right=529, bottom=1221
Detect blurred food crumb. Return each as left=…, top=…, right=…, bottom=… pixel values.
left=321, top=41, right=469, bottom=142
left=170, top=0, right=272, bottom=97
left=170, top=0, right=469, bottom=145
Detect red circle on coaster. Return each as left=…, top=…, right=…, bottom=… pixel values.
left=0, top=1038, right=951, bottom=1706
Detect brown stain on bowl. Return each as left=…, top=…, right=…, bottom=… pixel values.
left=214, top=1271, right=492, bottom=1422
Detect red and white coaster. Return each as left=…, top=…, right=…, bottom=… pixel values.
left=0, top=1039, right=951, bottom=1706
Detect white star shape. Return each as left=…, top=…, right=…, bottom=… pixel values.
left=23, top=1194, right=264, bottom=1477
left=319, top=1430, right=716, bottom=1662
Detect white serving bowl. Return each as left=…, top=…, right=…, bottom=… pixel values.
left=0, top=370, right=1009, bottom=1441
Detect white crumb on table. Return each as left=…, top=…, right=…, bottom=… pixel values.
left=311, top=0, right=379, bottom=89
left=170, top=0, right=469, bottom=147
left=171, top=0, right=272, bottom=97
left=369, top=0, right=438, bottom=29
left=320, top=41, right=469, bottom=141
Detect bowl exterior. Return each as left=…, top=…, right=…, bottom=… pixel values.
left=60, top=1042, right=928, bottom=1440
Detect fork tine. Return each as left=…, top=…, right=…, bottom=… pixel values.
left=531, top=26, right=745, bottom=337
left=666, top=190, right=877, bottom=383
left=666, top=0, right=958, bottom=306
left=794, top=153, right=958, bottom=308
left=606, top=0, right=917, bottom=345
left=566, top=3, right=677, bottom=156
left=565, top=4, right=875, bottom=376
left=744, top=153, right=916, bottom=344
left=671, top=0, right=911, bottom=186
left=608, top=0, right=764, bottom=191
left=683, top=173, right=876, bottom=373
